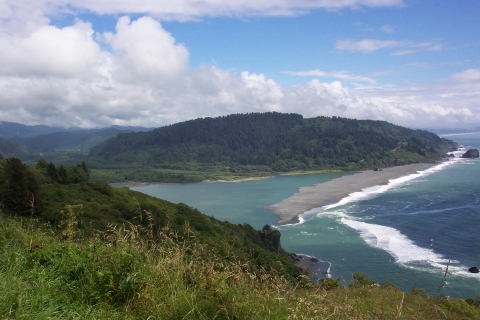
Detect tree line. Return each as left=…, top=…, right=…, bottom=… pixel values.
left=0, top=156, right=90, bottom=216
left=89, top=112, right=457, bottom=172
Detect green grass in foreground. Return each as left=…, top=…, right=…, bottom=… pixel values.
left=1, top=215, right=480, bottom=319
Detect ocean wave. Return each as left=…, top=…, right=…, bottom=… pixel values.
left=320, top=160, right=460, bottom=212
left=285, top=159, right=466, bottom=227
left=341, top=218, right=453, bottom=265
left=439, top=132, right=480, bottom=137
left=340, top=217, right=480, bottom=279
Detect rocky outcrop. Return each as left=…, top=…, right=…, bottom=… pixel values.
left=268, top=230, right=281, bottom=253
left=469, top=266, right=479, bottom=273
left=462, top=149, right=479, bottom=158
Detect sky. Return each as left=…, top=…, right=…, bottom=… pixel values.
left=0, top=0, right=479, bottom=130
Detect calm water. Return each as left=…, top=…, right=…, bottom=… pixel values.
left=132, top=133, right=480, bottom=299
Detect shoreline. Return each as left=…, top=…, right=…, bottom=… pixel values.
left=267, top=163, right=435, bottom=226
left=110, top=176, right=273, bottom=188
left=109, top=181, right=155, bottom=188
left=203, top=176, right=273, bottom=183
left=289, top=253, right=331, bottom=281
left=279, top=169, right=343, bottom=176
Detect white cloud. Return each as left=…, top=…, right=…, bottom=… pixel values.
left=285, top=70, right=376, bottom=84
left=379, top=25, right=395, bottom=33
left=0, top=20, right=102, bottom=77
left=1, top=42, right=479, bottom=129
left=0, top=0, right=405, bottom=21
left=336, top=39, right=400, bottom=52
left=336, top=39, right=442, bottom=55
left=103, top=16, right=189, bottom=83
left=451, top=69, right=480, bottom=82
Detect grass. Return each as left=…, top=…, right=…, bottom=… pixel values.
left=1, top=213, right=480, bottom=319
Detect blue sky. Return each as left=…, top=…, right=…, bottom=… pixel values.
left=0, top=0, right=479, bottom=129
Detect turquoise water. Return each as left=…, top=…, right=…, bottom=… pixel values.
left=131, top=172, right=354, bottom=228
left=132, top=133, right=480, bottom=299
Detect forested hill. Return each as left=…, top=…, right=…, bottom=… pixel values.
left=89, top=112, right=456, bottom=172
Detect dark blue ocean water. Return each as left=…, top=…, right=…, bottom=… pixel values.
left=132, top=132, right=480, bottom=298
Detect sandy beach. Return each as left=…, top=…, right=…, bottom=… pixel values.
left=203, top=176, right=273, bottom=183
left=110, top=176, right=272, bottom=188
left=266, top=163, right=434, bottom=225
left=109, top=182, right=153, bottom=188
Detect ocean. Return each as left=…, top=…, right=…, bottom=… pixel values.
left=131, top=132, right=480, bottom=299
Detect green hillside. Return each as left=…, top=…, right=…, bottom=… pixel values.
left=1, top=158, right=479, bottom=319
left=0, top=157, right=302, bottom=279
left=0, top=137, right=34, bottom=160
left=88, top=113, right=456, bottom=182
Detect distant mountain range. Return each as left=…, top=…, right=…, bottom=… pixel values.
left=0, top=121, right=80, bottom=139
left=0, top=121, right=152, bottom=159
left=0, top=121, right=152, bottom=139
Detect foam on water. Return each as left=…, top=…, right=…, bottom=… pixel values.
left=321, top=160, right=461, bottom=212
left=340, top=217, right=480, bottom=279
left=440, top=132, right=480, bottom=137
left=288, top=158, right=469, bottom=226
left=340, top=218, right=453, bottom=265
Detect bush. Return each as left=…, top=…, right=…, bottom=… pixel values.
left=350, top=272, right=378, bottom=287
left=319, top=277, right=340, bottom=290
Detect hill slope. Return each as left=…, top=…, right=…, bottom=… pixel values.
left=0, top=158, right=301, bottom=280
left=90, top=112, right=456, bottom=173
left=0, top=136, right=33, bottom=159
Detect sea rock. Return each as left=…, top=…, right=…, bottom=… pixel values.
left=468, top=267, right=479, bottom=273
left=462, top=149, right=479, bottom=158
left=287, top=252, right=302, bottom=263
left=268, top=230, right=281, bottom=253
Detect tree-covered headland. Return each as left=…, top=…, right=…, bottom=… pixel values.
left=89, top=113, right=457, bottom=183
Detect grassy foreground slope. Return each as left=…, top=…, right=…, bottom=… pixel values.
left=88, top=112, right=457, bottom=183
left=2, top=215, right=480, bottom=319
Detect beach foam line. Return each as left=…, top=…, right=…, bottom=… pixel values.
left=439, top=132, right=480, bottom=137
left=310, top=159, right=468, bottom=222
left=322, top=158, right=459, bottom=211
left=341, top=217, right=454, bottom=265
left=279, top=158, right=468, bottom=228
left=268, top=162, right=453, bottom=226
left=340, top=217, right=480, bottom=279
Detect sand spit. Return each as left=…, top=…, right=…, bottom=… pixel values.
left=267, top=163, right=434, bottom=225
left=110, top=182, right=154, bottom=188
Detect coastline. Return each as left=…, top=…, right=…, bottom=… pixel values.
left=110, top=176, right=273, bottom=188
left=203, top=176, right=273, bottom=183
left=289, top=253, right=331, bottom=281
left=266, top=163, right=435, bottom=226
left=109, top=181, right=155, bottom=188
left=279, top=169, right=343, bottom=176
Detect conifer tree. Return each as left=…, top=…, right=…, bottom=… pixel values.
left=0, top=157, right=40, bottom=215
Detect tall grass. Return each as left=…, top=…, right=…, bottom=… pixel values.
left=1, top=212, right=479, bottom=319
